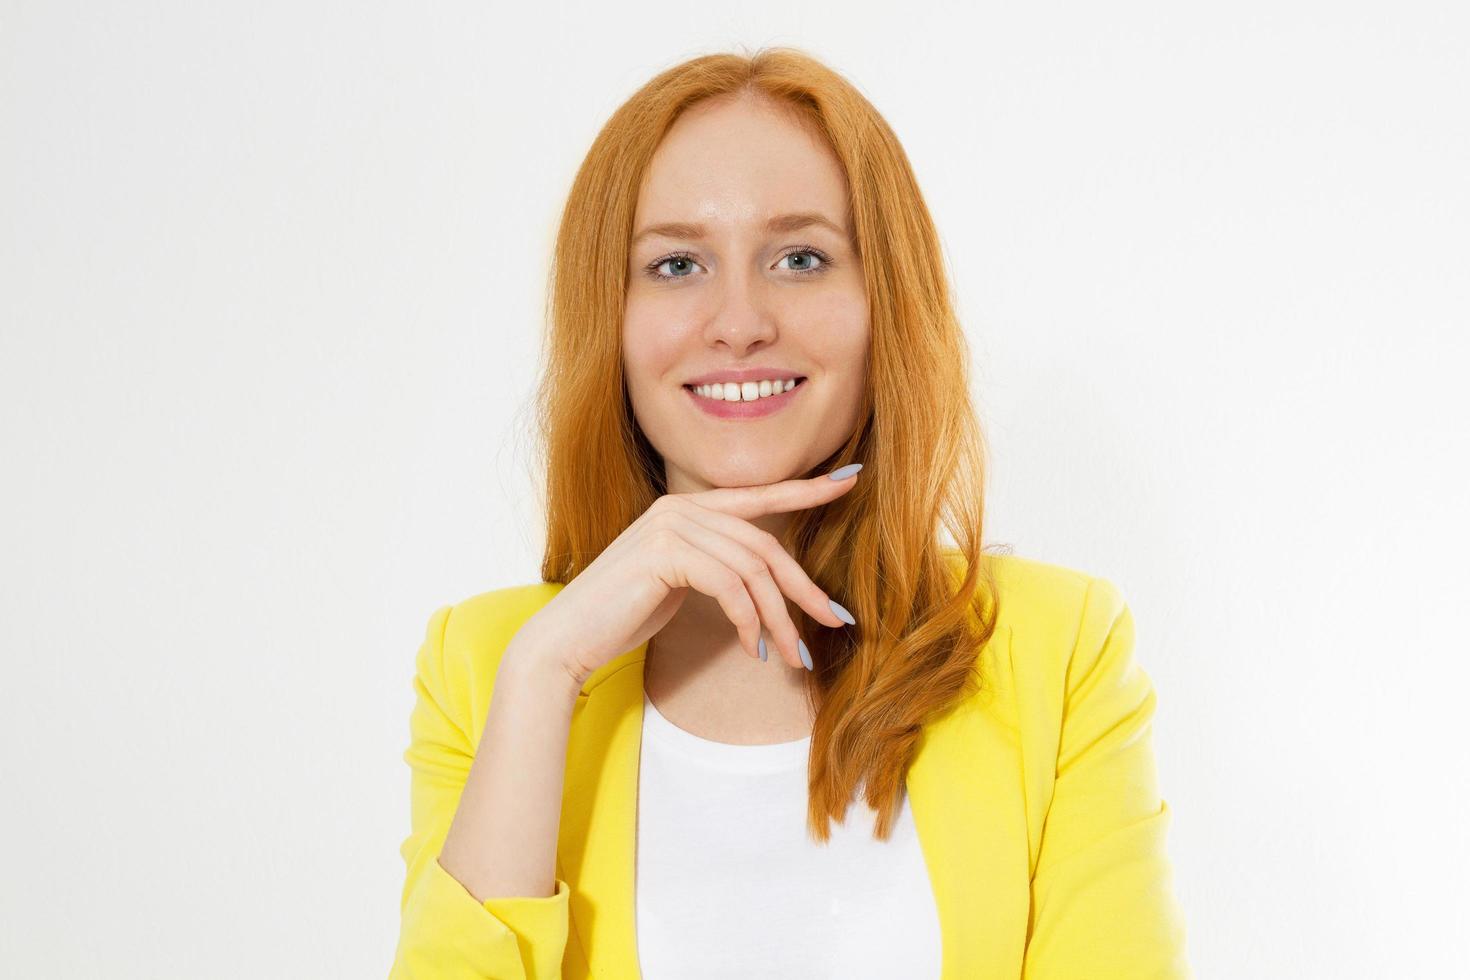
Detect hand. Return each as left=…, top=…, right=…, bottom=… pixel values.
left=517, top=466, right=863, bottom=686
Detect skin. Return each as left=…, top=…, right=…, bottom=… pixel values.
left=622, top=92, right=870, bottom=741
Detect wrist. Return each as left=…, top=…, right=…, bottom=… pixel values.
left=501, top=625, right=587, bottom=700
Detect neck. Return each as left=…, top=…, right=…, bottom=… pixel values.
left=645, top=584, right=810, bottom=699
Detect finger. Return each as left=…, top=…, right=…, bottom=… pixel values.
left=663, top=496, right=851, bottom=630
left=663, top=512, right=808, bottom=670
left=647, top=527, right=764, bottom=661
left=685, top=464, right=863, bottom=522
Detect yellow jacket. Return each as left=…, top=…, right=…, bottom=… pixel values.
left=389, top=553, right=1192, bottom=978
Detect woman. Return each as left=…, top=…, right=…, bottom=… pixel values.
left=390, top=47, right=1191, bottom=979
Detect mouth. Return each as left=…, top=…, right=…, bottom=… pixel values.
left=682, top=376, right=808, bottom=419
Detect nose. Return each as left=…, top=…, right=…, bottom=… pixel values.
left=702, top=270, right=778, bottom=353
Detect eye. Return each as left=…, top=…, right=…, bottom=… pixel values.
left=646, top=252, right=702, bottom=281
left=776, top=248, right=831, bottom=275
left=642, top=245, right=835, bottom=282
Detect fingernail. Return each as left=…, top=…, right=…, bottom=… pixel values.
left=826, top=463, right=863, bottom=480
left=828, top=598, right=856, bottom=626
left=758, top=636, right=767, bottom=662
left=798, top=637, right=813, bottom=671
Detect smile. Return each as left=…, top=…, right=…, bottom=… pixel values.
left=682, top=377, right=807, bottom=419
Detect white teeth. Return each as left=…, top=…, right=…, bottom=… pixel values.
left=691, top=378, right=800, bottom=401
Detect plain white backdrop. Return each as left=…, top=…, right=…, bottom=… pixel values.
left=2, top=1, right=1466, bottom=976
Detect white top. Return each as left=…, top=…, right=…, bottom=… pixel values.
left=634, top=690, right=944, bottom=979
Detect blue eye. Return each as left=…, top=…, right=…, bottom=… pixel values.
left=649, top=254, right=701, bottom=280
left=776, top=250, right=828, bottom=274
left=643, top=246, right=833, bottom=282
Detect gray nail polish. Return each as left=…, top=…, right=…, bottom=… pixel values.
left=758, top=636, right=767, bottom=662
left=798, top=637, right=813, bottom=671
left=826, top=462, right=863, bottom=480
left=828, top=598, right=856, bottom=625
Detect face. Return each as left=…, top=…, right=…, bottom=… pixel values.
left=623, top=94, right=870, bottom=496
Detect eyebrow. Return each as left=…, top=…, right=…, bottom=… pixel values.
left=631, top=211, right=850, bottom=248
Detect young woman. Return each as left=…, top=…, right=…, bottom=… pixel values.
left=390, top=47, right=1191, bottom=979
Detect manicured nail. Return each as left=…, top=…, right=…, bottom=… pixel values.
left=758, top=636, right=767, bottom=662
left=826, top=463, right=863, bottom=480
left=828, top=598, right=856, bottom=626
left=798, top=637, right=813, bottom=671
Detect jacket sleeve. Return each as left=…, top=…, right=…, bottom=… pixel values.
left=389, top=603, right=572, bottom=980
left=1021, top=577, right=1192, bottom=979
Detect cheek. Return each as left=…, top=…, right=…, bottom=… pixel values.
left=811, top=294, right=871, bottom=370
left=622, top=306, right=689, bottom=387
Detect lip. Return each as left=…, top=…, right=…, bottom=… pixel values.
left=682, top=366, right=806, bottom=386
left=684, top=377, right=807, bottom=419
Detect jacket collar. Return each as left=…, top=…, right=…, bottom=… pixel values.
left=554, top=631, right=1028, bottom=976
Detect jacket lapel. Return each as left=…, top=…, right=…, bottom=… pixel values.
left=557, top=643, right=649, bottom=975
left=906, top=623, right=1031, bottom=974
left=553, top=629, right=1027, bottom=978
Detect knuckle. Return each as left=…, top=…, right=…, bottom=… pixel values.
left=649, top=526, right=682, bottom=551
left=734, top=551, right=767, bottom=579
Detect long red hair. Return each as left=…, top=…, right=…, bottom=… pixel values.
left=532, top=45, right=1004, bottom=842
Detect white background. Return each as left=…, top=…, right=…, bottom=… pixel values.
left=2, top=1, right=1467, bottom=977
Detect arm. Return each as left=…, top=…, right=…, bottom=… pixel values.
left=1021, top=577, right=1193, bottom=979
left=389, top=604, right=583, bottom=980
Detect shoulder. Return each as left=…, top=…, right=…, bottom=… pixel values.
left=950, top=548, right=1121, bottom=634
left=987, top=551, right=1126, bottom=635
left=958, top=550, right=1132, bottom=708
left=440, top=581, right=567, bottom=657
left=410, top=581, right=568, bottom=740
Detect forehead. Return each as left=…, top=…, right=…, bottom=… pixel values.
left=632, top=97, right=851, bottom=236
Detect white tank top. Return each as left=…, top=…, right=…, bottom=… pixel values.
left=634, top=690, right=944, bottom=978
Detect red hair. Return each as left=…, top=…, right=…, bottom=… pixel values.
left=532, top=45, right=1004, bottom=842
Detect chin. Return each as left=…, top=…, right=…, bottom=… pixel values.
left=695, top=462, right=801, bottom=490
